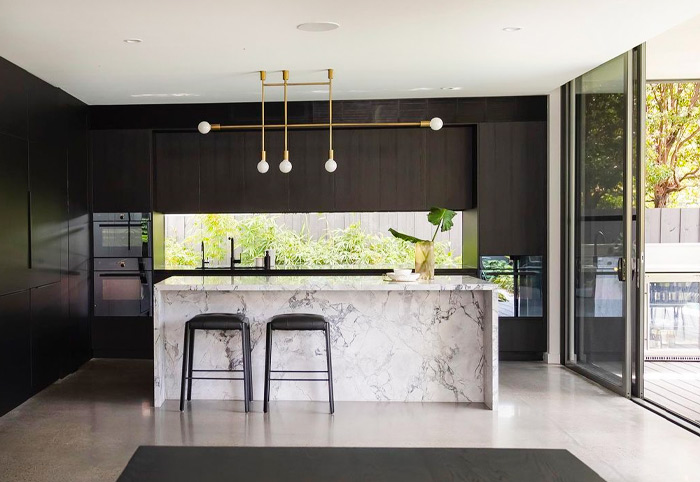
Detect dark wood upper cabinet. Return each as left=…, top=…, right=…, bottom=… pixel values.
left=287, top=129, right=335, bottom=213
left=478, top=121, right=546, bottom=256
left=91, top=129, right=151, bottom=213
left=379, top=129, right=425, bottom=211
left=333, top=129, right=382, bottom=212
left=199, top=132, right=246, bottom=212
left=154, top=132, right=200, bottom=213
left=426, top=126, right=475, bottom=210
left=240, top=130, right=289, bottom=213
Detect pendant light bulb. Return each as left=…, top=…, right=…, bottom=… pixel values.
left=279, top=159, right=292, bottom=173
left=325, top=150, right=337, bottom=173
left=429, top=117, right=443, bottom=131
left=198, top=121, right=211, bottom=134
left=257, top=160, right=269, bottom=174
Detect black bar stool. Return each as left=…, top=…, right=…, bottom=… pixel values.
left=180, top=313, right=253, bottom=412
left=264, top=314, right=334, bottom=414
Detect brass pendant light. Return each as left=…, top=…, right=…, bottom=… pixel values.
left=197, top=69, right=444, bottom=174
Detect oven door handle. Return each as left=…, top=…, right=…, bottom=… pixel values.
left=97, top=223, right=138, bottom=228
left=98, top=272, right=142, bottom=278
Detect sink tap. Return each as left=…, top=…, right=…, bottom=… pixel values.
left=229, top=237, right=241, bottom=271
left=200, top=241, right=209, bottom=270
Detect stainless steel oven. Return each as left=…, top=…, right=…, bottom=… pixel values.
left=93, top=258, right=152, bottom=317
left=93, top=213, right=151, bottom=259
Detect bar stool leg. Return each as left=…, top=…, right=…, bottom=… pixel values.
left=263, top=323, right=272, bottom=413
left=241, top=328, right=250, bottom=413
left=186, top=328, right=196, bottom=401
left=325, top=325, right=335, bottom=414
left=245, top=324, right=253, bottom=402
left=179, top=325, right=190, bottom=412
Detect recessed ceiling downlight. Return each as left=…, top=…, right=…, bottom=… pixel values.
left=502, top=27, right=522, bottom=32
left=441, top=87, right=461, bottom=91
left=123, top=38, right=143, bottom=44
left=297, top=22, right=340, bottom=32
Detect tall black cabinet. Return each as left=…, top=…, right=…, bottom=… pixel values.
left=0, top=56, right=91, bottom=416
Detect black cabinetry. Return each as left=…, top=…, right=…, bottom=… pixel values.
left=91, top=129, right=152, bottom=212
left=154, top=126, right=475, bottom=213
left=154, top=132, right=199, bottom=213
left=0, top=291, right=32, bottom=416
left=0, top=135, right=29, bottom=295
left=478, top=122, right=547, bottom=256
left=30, top=283, right=63, bottom=393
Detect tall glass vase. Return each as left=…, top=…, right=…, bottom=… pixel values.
left=415, top=241, right=435, bottom=280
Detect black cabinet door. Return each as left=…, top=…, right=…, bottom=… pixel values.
left=91, top=129, right=152, bottom=212
left=478, top=122, right=547, bottom=256
left=0, top=57, right=28, bottom=139
left=30, top=282, right=63, bottom=394
left=0, top=134, right=29, bottom=295
left=199, top=132, right=246, bottom=212
left=379, top=128, right=425, bottom=211
left=0, top=290, right=32, bottom=416
left=154, top=132, right=200, bottom=213
left=28, top=139, right=66, bottom=287
left=426, top=126, right=475, bottom=210
left=333, top=129, right=381, bottom=211
left=287, top=129, right=334, bottom=212
left=240, top=130, right=290, bottom=212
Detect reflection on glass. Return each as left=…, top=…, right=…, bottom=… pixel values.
left=572, top=53, right=628, bottom=385
left=480, top=256, right=543, bottom=318
left=647, top=281, right=700, bottom=355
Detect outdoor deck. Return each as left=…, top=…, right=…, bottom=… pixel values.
left=644, top=361, right=700, bottom=424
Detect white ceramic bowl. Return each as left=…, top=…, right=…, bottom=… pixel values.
left=393, top=268, right=412, bottom=277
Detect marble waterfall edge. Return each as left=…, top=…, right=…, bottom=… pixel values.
left=153, top=276, right=498, bottom=409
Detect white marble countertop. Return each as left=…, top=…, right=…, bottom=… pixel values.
left=155, top=275, right=496, bottom=292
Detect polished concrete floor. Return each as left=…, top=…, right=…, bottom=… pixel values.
left=0, top=360, right=698, bottom=482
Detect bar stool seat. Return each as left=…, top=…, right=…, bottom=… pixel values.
left=264, top=313, right=334, bottom=414
left=268, top=313, right=328, bottom=331
left=180, top=313, right=253, bottom=412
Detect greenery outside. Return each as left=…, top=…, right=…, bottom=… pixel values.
left=646, top=82, right=700, bottom=208
left=165, top=213, right=461, bottom=269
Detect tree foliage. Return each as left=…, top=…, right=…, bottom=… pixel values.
left=646, top=82, right=700, bottom=208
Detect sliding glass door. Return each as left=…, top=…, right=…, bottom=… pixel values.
left=564, top=50, right=642, bottom=396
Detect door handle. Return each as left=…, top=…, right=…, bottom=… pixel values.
left=616, top=257, right=627, bottom=282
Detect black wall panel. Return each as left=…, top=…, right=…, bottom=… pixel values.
left=30, top=282, right=62, bottom=394
left=0, top=290, right=32, bottom=416
left=0, top=134, right=29, bottom=295
left=0, top=57, right=28, bottom=139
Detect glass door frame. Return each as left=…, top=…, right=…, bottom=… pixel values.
left=562, top=47, right=645, bottom=398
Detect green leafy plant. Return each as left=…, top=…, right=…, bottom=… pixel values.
left=389, top=207, right=457, bottom=243
left=164, top=213, right=461, bottom=269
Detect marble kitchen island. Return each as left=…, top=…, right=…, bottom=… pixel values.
left=153, top=275, right=498, bottom=409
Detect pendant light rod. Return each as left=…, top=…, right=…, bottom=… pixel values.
left=263, top=81, right=330, bottom=87
left=283, top=70, right=289, bottom=161
left=329, top=68, right=333, bottom=158
left=207, top=120, right=440, bottom=131
left=261, top=70, right=266, bottom=158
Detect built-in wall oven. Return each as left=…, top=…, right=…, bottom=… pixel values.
left=93, top=213, right=152, bottom=317
left=93, top=213, right=151, bottom=258
left=94, top=258, right=152, bottom=316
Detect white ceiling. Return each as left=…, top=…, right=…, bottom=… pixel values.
left=646, top=13, right=700, bottom=80
left=1, top=0, right=700, bottom=105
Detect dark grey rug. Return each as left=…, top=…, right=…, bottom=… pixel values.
left=117, top=446, right=606, bottom=482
